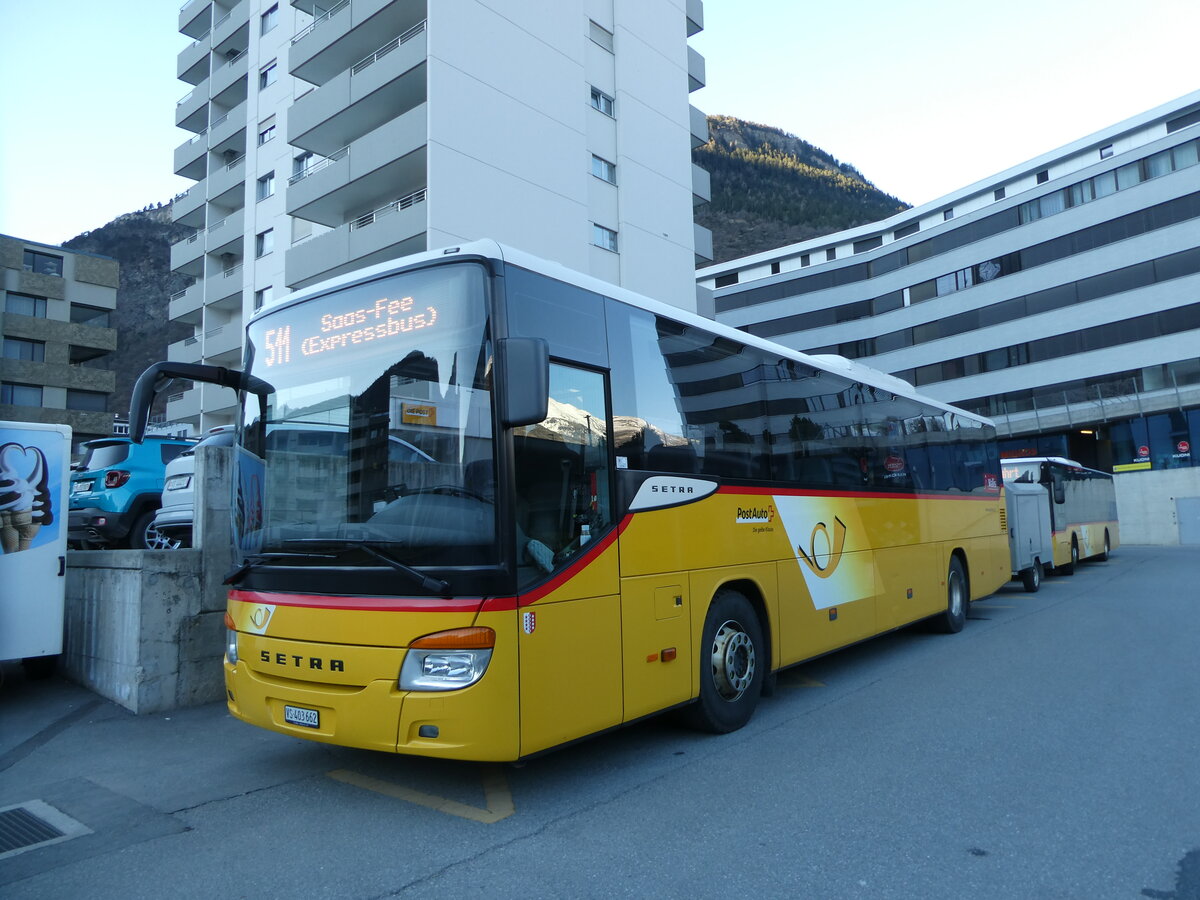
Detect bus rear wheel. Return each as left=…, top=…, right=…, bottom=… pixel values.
left=932, top=556, right=968, bottom=633
left=1059, top=538, right=1079, bottom=576
left=687, top=590, right=765, bottom=734
left=1021, top=559, right=1043, bottom=593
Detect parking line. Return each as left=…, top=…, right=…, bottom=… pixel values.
left=327, top=767, right=515, bottom=823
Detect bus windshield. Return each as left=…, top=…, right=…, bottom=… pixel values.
left=237, top=262, right=497, bottom=569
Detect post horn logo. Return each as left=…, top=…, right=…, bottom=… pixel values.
left=796, top=516, right=847, bottom=579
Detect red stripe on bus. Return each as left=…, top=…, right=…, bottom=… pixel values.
left=720, top=485, right=1001, bottom=501
left=228, top=589, right=486, bottom=614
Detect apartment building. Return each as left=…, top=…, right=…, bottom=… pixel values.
left=696, top=91, right=1200, bottom=542
left=170, top=0, right=712, bottom=431
left=1, top=235, right=119, bottom=444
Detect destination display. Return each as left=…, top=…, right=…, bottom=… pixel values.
left=259, top=293, right=441, bottom=369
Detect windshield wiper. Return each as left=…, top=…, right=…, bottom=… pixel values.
left=279, top=538, right=452, bottom=596
left=223, top=551, right=336, bottom=585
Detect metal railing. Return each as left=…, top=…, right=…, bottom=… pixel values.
left=288, top=146, right=348, bottom=185
left=348, top=188, right=427, bottom=231
left=222, top=48, right=247, bottom=67
left=351, top=20, right=427, bottom=75
left=223, top=264, right=243, bottom=278
left=292, top=0, right=349, bottom=43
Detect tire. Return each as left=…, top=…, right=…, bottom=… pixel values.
left=1021, top=559, right=1043, bottom=593
left=1098, top=531, right=1111, bottom=563
left=932, top=556, right=968, bottom=633
left=686, top=590, right=765, bottom=734
left=128, top=509, right=180, bottom=550
left=1059, top=538, right=1079, bottom=576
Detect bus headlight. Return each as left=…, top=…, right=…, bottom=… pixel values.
left=224, top=612, right=238, bottom=665
left=399, top=627, right=495, bottom=691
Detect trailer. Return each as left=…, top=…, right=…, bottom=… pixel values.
left=1005, top=479, right=1053, bottom=592
left=1, top=420, right=72, bottom=675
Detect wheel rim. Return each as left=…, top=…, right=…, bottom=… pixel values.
left=145, top=525, right=180, bottom=550
left=710, top=619, right=755, bottom=701
left=1072, top=542, right=1079, bottom=565
left=1032, top=565, right=1040, bottom=588
left=949, top=569, right=965, bottom=618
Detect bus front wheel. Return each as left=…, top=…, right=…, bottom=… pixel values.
left=687, top=590, right=765, bottom=734
left=1059, top=538, right=1079, bottom=576
left=932, top=556, right=967, bottom=633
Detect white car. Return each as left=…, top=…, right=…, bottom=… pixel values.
left=151, top=426, right=236, bottom=547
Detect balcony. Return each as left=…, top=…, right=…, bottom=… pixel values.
left=177, top=34, right=211, bottom=85
left=175, top=84, right=209, bottom=133
left=168, top=334, right=204, bottom=365
left=170, top=231, right=205, bottom=276
left=166, top=386, right=203, bottom=423
left=174, top=130, right=207, bottom=180
left=289, top=22, right=427, bottom=157
left=207, top=153, right=246, bottom=207
left=205, top=207, right=245, bottom=257
left=202, top=323, right=243, bottom=363
left=168, top=283, right=204, bottom=325
left=210, top=49, right=248, bottom=108
left=179, top=0, right=212, bottom=38
left=286, top=189, right=427, bottom=289
left=287, top=103, right=427, bottom=226
left=211, top=0, right=248, bottom=57
left=692, top=163, right=711, bottom=206
left=687, top=46, right=705, bottom=92
left=172, top=186, right=206, bottom=227
left=208, top=100, right=247, bottom=155
left=290, top=0, right=426, bottom=86
left=690, top=104, right=709, bottom=148
left=686, top=0, right=704, bottom=36
left=206, top=266, right=244, bottom=306
left=694, top=223, right=713, bottom=265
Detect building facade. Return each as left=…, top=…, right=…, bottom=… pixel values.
left=171, top=0, right=711, bottom=431
left=697, top=90, right=1200, bottom=543
left=1, top=235, right=119, bottom=445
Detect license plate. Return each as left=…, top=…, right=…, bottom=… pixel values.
left=284, top=705, right=320, bottom=728
left=165, top=474, right=191, bottom=490
left=72, top=480, right=93, bottom=493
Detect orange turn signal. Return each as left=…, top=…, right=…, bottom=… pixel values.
left=224, top=612, right=236, bottom=630
left=410, top=627, right=495, bottom=650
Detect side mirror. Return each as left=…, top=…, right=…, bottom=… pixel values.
left=496, top=337, right=548, bottom=428
left=129, top=361, right=273, bottom=442
left=1052, top=478, right=1065, bottom=504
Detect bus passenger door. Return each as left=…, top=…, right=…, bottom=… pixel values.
left=513, top=364, right=622, bottom=755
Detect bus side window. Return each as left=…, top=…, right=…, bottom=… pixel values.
left=1051, top=470, right=1066, bottom=503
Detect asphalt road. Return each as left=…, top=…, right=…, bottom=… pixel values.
left=2, top=545, right=1198, bottom=899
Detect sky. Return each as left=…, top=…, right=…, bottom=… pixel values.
left=0, top=0, right=1198, bottom=247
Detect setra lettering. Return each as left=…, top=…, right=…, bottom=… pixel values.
left=258, top=650, right=344, bottom=671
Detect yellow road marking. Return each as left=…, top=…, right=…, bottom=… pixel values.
left=328, top=766, right=515, bottom=824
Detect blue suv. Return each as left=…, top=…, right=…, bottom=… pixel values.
left=68, top=436, right=194, bottom=550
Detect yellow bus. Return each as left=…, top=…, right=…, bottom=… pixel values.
left=131, top=242, right=1009, bottom=761
left=1001, top=456, right=1118, bottom=574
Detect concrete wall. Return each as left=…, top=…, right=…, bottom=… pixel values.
left=1114, top=467, right=1200, bottom=545
left=61, top=446, right=234, bottom=713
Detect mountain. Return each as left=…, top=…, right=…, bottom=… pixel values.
left=695, top=115, right=910, bottom=264
left=63, top=204, right=193, bottom=420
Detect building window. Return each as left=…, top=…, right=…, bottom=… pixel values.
left=589, top=20, right=614, bottom=52
left=1036, top=170, right=1050, bottom=184
left=2, top=338, right=45, bottom=362
left=258, top=117, right=276, bottom=145
left=259, top=60, right=278, bottom=90
left=254, top=286, right=272, bottom=311
left=22, top=250, right=63, bottom=276
left=255, top=229, right=274, bottom=258
left=942, top=208, right=954, bottom=221
left=825, top=248, right=836, bottom=261
left=261, top=3, right=278, bottom=34
left=70, top=304, right=110, bottom=326
left=800, top=254, right=810, bottom=267
left=0, top=382, right=43, bottom=407
left=994, top=187, right=1006, bottom=201
left=1099, top=144, right=1114, bottom=160
left=4, top=292, right=47, bottom=317
left=66, top=390, right=107, bottom=412
left=590, top=87, right=614, bottom=117
left=893, top=221, right=919, bottom=240
left=714, top=273, right=738, bottom=288
left=770, top=261, right=781, bottom=275
left=293, top=151, right=314, bottom=176
left=592, top=224, right=618, bottom=253
left=591, top=154, right=616, bottom=184
left=257, top=171, right=275, bottom=201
